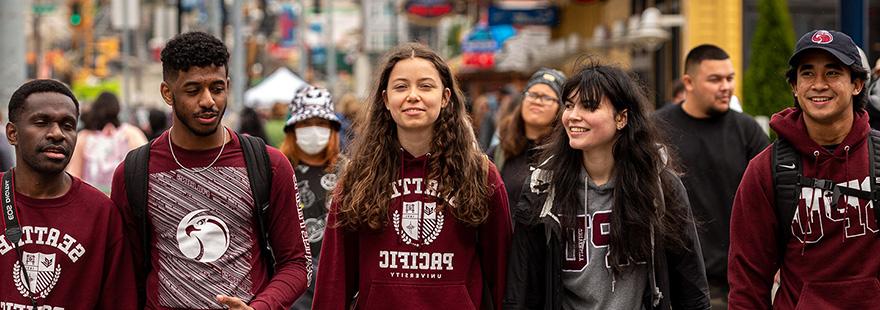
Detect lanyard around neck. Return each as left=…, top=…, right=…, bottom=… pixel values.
left=2, top=170, right=22, bottom=245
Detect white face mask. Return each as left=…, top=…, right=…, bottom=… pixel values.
left=295, top=126, right=331, bottom=155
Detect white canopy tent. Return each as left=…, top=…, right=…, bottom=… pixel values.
left=244, top=67, right=308, bottom=108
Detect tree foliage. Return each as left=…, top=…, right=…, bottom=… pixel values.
left=743, top=0, right=796, bottom=117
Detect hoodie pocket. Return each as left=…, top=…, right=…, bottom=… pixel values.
left=793, top=278, right=880, bottom=310
left=362, top=282, right=476, bottom=310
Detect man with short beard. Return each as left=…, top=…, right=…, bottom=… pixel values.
left=111, top=32, right=311, bottom=310
left=654, top=44, right=769, bottom=309
left=0, top=79, right=136, bottom=309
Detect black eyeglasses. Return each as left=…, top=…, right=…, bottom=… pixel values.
left=524, top=91, right=559, bottom=105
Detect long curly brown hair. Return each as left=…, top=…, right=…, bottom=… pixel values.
left=335, top=43, right=490, bottom=230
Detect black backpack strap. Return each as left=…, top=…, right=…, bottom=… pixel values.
left=238, top=133, right=276, bottom=275
left=869, top=130, right=880, bottom=231
left=771, top=138, right=800, bottom=256
left=123, top=142, right=151, bottom=308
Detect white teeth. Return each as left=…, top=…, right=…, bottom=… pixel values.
left=570, top=127, right=589, bottom=132
left=812, top=97, right=831, bottom=102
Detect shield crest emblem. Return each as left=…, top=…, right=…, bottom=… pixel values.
left=13, top=251, right=62, bottom=299
left=393, top=201, right=444, bottom=246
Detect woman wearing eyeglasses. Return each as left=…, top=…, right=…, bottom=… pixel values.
left=490, top=68, right=566, bottom=221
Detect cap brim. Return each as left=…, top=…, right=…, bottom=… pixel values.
left=789, top=46, right=856, bottom=67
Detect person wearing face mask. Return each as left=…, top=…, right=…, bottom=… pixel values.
left=279, top=86, right=342, bottom=310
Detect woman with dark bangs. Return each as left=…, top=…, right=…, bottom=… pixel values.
left=312, top=43, right=511, bottom=310
left=503, top=63, right=709, bottom=310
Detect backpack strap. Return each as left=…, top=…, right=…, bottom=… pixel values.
left=238, top=133, right=276, bottom=275
left=124, top=143, right=152, bottom=270
left=771, top=138, right=800, bottom=256
left=869, top=130, right=880, bottom=231
left=123, top=142, right=151, bottom=308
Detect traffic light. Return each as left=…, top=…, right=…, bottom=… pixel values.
left=70, top=2, right=82, bottom=26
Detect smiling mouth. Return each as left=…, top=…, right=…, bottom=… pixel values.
left=810, top=97, right=832, bottom=103
left=569, top=127, right=589, bottom=133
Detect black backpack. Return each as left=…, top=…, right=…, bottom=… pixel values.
left=771, top=130, right=880, bottom=253
left=123, top=133, right=276, bottom=280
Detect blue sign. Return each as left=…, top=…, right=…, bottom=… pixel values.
left=488, top=5, right=559, bottom=26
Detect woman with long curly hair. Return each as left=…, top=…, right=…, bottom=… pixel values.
left=312, top=43, right=511, bottom=310
left=503, top=63, right=709, bottom=309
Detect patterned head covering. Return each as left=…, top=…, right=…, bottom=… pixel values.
left=285, top=86, right=340, bottom=129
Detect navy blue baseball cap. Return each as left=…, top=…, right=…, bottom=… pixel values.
left=789, top=30, right=860, bottom=67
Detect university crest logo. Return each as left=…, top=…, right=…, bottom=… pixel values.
left=393, top=201, right=444, bottom=246
left=13, top=251, right=61, bottom=299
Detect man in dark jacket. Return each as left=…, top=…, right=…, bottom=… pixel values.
left=729, top=30, right=876, bottom=310
left=654, top=45, right=768, bottom=310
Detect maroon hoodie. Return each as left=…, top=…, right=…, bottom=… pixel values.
left=729, top=108, right=880, bottom=310
left=312, top=151, right=511, bottom=310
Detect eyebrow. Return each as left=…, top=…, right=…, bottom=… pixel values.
left=391, top=77, right=438, bottom=83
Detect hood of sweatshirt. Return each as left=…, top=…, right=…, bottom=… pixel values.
left=770, top=107, right=870, bottom=158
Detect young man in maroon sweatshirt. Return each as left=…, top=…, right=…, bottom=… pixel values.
left=110, top=32, right=311, bottom=310
left=728, top=30, right=876, bottom=309
left=1, top=79, right=137, bottom=309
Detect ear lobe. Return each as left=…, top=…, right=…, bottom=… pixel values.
left=6, top=123, right=17, bottom=146
left=442, top=88, right=451, bottom=107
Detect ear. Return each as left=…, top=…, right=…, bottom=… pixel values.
left=853, top=78, right=865, bottom=95
left=382, top=90, right=390, bottom=110
left=160, top=81, right=173, bottom=106
left=442, top=88, right=451, bottom=108
left=682, top=74, right=695, bottom=92
left=616, top=109, right=628, bottom=130
left=6, top=122, right=17, bottom=146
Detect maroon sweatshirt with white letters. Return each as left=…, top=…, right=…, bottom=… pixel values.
left=312, top=151, right=511, bottom=310
left=729, top=108, right=880, bottom=310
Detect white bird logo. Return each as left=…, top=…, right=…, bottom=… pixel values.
left=176, top=209, right=230, bottom=263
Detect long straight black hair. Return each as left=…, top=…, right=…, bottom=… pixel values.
left=538, top=62, right=690, bottom=272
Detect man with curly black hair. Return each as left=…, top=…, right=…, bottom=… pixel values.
left=111, top=31, right=311, bottom=310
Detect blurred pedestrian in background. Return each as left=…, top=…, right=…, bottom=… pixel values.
left=239, top=106, right=270, bottom=143
left=67, top=91, right=147, bottom=193
left=490, top=68, right=565, bottom=220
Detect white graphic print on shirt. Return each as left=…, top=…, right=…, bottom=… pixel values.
left=792, top=176, right=880, bottom=243
left=150, top=167, right=257, bottom=308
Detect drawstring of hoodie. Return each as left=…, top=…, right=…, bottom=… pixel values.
left=843, top=145, right=851, bottom=245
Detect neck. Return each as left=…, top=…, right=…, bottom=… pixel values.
left=11, top=167, right=71, bottom=199
left=681, top=95, right=709, bottom=119
left=299, top=152, right=327, bottom=166
left=805, top=114, right=854, bottom=146
left=524, top=123, right=550, bottom=141
left=581, top=145, right=615, bottom=186
left=169, top=124, right=228, bottom=150
left=397, top=127, right=432, bottom=157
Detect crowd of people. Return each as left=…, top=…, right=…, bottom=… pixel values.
left=0, top=28, right=878, bottom=310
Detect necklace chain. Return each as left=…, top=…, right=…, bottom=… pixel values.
left=168, top=126, right=227, bottom=173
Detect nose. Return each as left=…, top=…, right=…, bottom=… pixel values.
left=45, top=122, right=64, bottom=141
left=811, top=75, right=830, bottom=91
left=406, top=89, right=421, bottom=102
left=720, top=78, right=733, bottom=92
left=198, top=88, right=216, bottom=108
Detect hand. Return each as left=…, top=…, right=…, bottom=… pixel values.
left=215, top=295, right=255, bottom=310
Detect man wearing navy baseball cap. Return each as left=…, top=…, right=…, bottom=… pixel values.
left=728, top=30, right=876, bottom=310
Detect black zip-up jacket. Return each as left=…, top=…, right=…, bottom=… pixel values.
left=502, top=169, right=710, bottom=310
